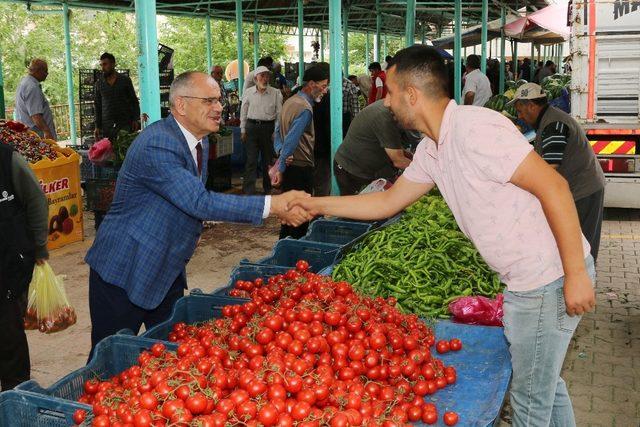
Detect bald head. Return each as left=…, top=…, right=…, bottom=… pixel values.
left=28, top=59, right=48, bottom=82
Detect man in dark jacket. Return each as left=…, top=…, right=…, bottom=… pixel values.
left=0, top=144, right=48, bottom=390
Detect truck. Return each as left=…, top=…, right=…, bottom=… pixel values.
left=569, top=0, right=640, bottom=208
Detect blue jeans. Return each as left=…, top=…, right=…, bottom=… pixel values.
left=503, top=255, right=595, bottom=427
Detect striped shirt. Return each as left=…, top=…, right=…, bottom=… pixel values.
left=539, top=121, right=569, bottom=164
left=342, top=78, right=361, bottom=119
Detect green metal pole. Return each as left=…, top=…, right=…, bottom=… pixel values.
left=206, top=15, right=212, bottom=73
left=559, top=43, right=563, bottom=73
left=0, top=51, right=5, bottom=119
left=499, top=7, right=506, bottom=93
left=253, top=20, right=260, bottom=68
left=454, top=0, right=462, bottom=103
left=375, top=0, right=381, bottom=61
left=480, top=0, right=488, bottom=73
left=530, top=42, right=535, bottom=80
left=235, top=0, right=244, bottom=96
left=406, top=0, right=416, bottom=48
left=329, top=0, right=342, bottom=195
left=365, top=31, right=370, bottom=67
left=343, top=5, right=349, bottom=76
left=62, top=3, right=77, bottom=143
left=320, top=30, right=325, bottom=62
left=135, top=0, right=161, bottom=124
left=513, top=41, right=518, bottom=78
left=298, top=0, right=304, bottom=84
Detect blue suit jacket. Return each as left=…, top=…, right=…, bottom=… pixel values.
left=85, top=115, right=265, bottom=309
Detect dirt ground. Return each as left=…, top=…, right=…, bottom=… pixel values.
left=26, top=211, right=281, bottom=388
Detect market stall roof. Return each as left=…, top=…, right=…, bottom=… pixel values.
left=8, top=0, right=549, bottom=37
left=504, top=3, right=569, bottom=42
left=430, top=13, right=520, bottom=49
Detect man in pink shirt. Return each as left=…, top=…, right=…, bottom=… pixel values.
left=292, top=46, right=595, bottom=426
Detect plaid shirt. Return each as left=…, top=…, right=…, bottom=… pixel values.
left=342, top=79, right=361, bottom=119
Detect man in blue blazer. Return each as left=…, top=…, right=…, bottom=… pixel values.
left=85, top=71, right=310, bottom=356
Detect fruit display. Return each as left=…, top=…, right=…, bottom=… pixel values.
left=333, top=196, right=502, bottom=318
left=73, top=262, right=462, bottom=426
left=0, top=120, right=58, bottom=163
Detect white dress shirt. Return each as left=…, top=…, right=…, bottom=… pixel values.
left=175, top=118, right=271, bottom=218
left=462, top=69, right=493, bottom=107
left=240, top=85, right=283, bottom=132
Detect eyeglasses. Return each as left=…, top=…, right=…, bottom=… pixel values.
left=180, top=95, right=220, bottom=106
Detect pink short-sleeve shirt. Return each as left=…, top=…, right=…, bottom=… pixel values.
left=403, top=100, right=590, bottom=292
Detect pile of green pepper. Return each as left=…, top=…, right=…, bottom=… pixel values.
left=332, top=196, right=503, bottom=318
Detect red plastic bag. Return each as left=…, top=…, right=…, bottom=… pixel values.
left=448, top=294, right=504, bottom=327
left=88, top=138, right=114, bottom=164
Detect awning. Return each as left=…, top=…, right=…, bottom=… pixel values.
left=431, top=14, right=520, bottom=49
left=504, top=3, right=569, bottom=42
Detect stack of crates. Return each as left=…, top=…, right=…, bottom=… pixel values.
left=158, top=44, right=175, bottom=119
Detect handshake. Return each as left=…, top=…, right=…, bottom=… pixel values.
left=270, top=191, right=321, bottom=227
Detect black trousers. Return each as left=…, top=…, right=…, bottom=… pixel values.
left=313, top=156, right=332, bottom=197
left=279, top=165, right=315, bottom=239
left=0, top=291, right=30, bottom=391
left=334, top=160, right=372, bottom=196
left=243, top=121, right=275, bottom=195
left=88, top=269, right=185, bottom=361
left=575, top=188, right=605, bottom=263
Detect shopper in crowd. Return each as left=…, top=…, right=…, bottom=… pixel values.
left=272, top=62, right=291, bottom=100
left=367, top=62, right=387, bottom=105
left=334, top=100, right=417, bottom=195
left=511, top=83, right=605, bottom=262
left=85, top=71, right=310, bottom=358
left=243, top=56, right=274, bottom=93
left=210, top=65, right=229, bottom=122
left=342, top=76, right=361, bottom=135
left=313, top=90, right=331, bottom=197
left=357, top=74, right=372, bottom=103
left=0, top=144, right=48, bottom=390
left=538, top=60, right=557, bottom=83
left=270, top=65, right=329, bottom=238
left=94, top=53, right=140, bottom=141
left=381, top=55, right=393, bottom=71
left=290, top=46, right=595, bottom=427
left=462, top=54, right=492, bottom=107
left=520, top=58, right=532, bottom=82
left=14, top=59, right=57, bottom=140
left=240, top=66, right=283, bottom=195
left=506, top=62, right=515, bottom=81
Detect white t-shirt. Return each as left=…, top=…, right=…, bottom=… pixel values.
left=375, top=77, right=384, bottom=88
left=462, top=69, right=492, bottom=107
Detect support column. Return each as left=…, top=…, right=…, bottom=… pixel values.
left=342, top=5, right=349, bottom=76
left=559, top=43, right=564, bottom=73
left=0, top=51, right=5, bottom=119
left=298, top=0, right=304, bottom=84
left=512, top=41, right=518, bottom=78
left=235, top=0, right=244, bottom=96
left=499, top=7, right=506, bottom=93
left=530, top=42, right=535, bottom=80
left=480, top=0, right=488, bottom=73
left=329, top=0, right=343, bottom=194
left=454, top=0, right=462, bottom=103
left=206, top=15, right=212, bottom=73
left=253, top=20, right=260, bottom=68
left=375, top=0, right=381, bottom=61
left=63, top=3, right=77, bottom=142
left=365, top=31, right=370, bottom=67
left=406, top=0, right=416, bottom=48
left=320, top=30, right=325, bottom=62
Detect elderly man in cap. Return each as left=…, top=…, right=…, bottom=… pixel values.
left=270, top=65, right=329, bottom=238
left=512, top=83, right=605, bottom=262
left=240, top=65, right=283, bottom=195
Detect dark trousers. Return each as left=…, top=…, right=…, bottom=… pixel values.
left=343, top=112, right=352, bottom=138
left=575, top=188, right=605, bottom=263
left=334, top=160, right=372, bottom=196
left=88, top=269, right=185, bottom=361
left=279, top=165, right=315, bottom=239
left=243, top=121, right=275, bottom=195
left=313, top=156, right=332, bottom=197
left=0, top=292, right=30, bottom=391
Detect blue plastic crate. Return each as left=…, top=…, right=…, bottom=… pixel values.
left=142, top=294, right=245, bottom=342
left=17, top=335, right=176, bottom=402
left=0, top=390, right=91, bottom=427
left=301, top=219, right=372, bottom=246
left=212, top=264, right=292, bottom=298
left=240, top=239, right=341, bottom=272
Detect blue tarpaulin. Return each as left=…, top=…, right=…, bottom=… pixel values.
left=430, top=321, right=511, bottom=427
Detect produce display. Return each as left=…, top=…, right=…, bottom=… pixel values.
left=113, top=129, right=139, bottom=164
left=0, top=120, right=58, bottom=162
left=332, top=196, right=502, bottom=318
left=74, top=262, right=463, bottom=426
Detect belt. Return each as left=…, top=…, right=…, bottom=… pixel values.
left=247, top=119, right=275, bottom=125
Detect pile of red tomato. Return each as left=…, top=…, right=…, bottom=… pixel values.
left=73, top=260, right=461, bottom=427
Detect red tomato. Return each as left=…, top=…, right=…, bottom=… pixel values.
left=72, top=409, right=86, bottom=425
left=436, top=340, right=450, bottom=354
left=449, top=338, right=463, bottom=351
left=258, top=403, right=279, bottom=426
left=422, top=409, right=438, bottom=425
left=185, top=392, right=208, bottom=415
left=443, top=411, right=459, bottom=425
left=295, top=260, right=310, bottom=273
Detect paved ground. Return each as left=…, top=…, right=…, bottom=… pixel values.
left=25, top=207, right=640, bottom=426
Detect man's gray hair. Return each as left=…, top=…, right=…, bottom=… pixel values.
left=169, top=71, right=208, bottom=107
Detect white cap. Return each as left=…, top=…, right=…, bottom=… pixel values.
left=254, top=66, right=271, bottom=76
left=507, top=82, right=547, bottom=106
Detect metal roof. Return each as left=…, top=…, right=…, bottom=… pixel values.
left=9, top=0, right=548, bottom=37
